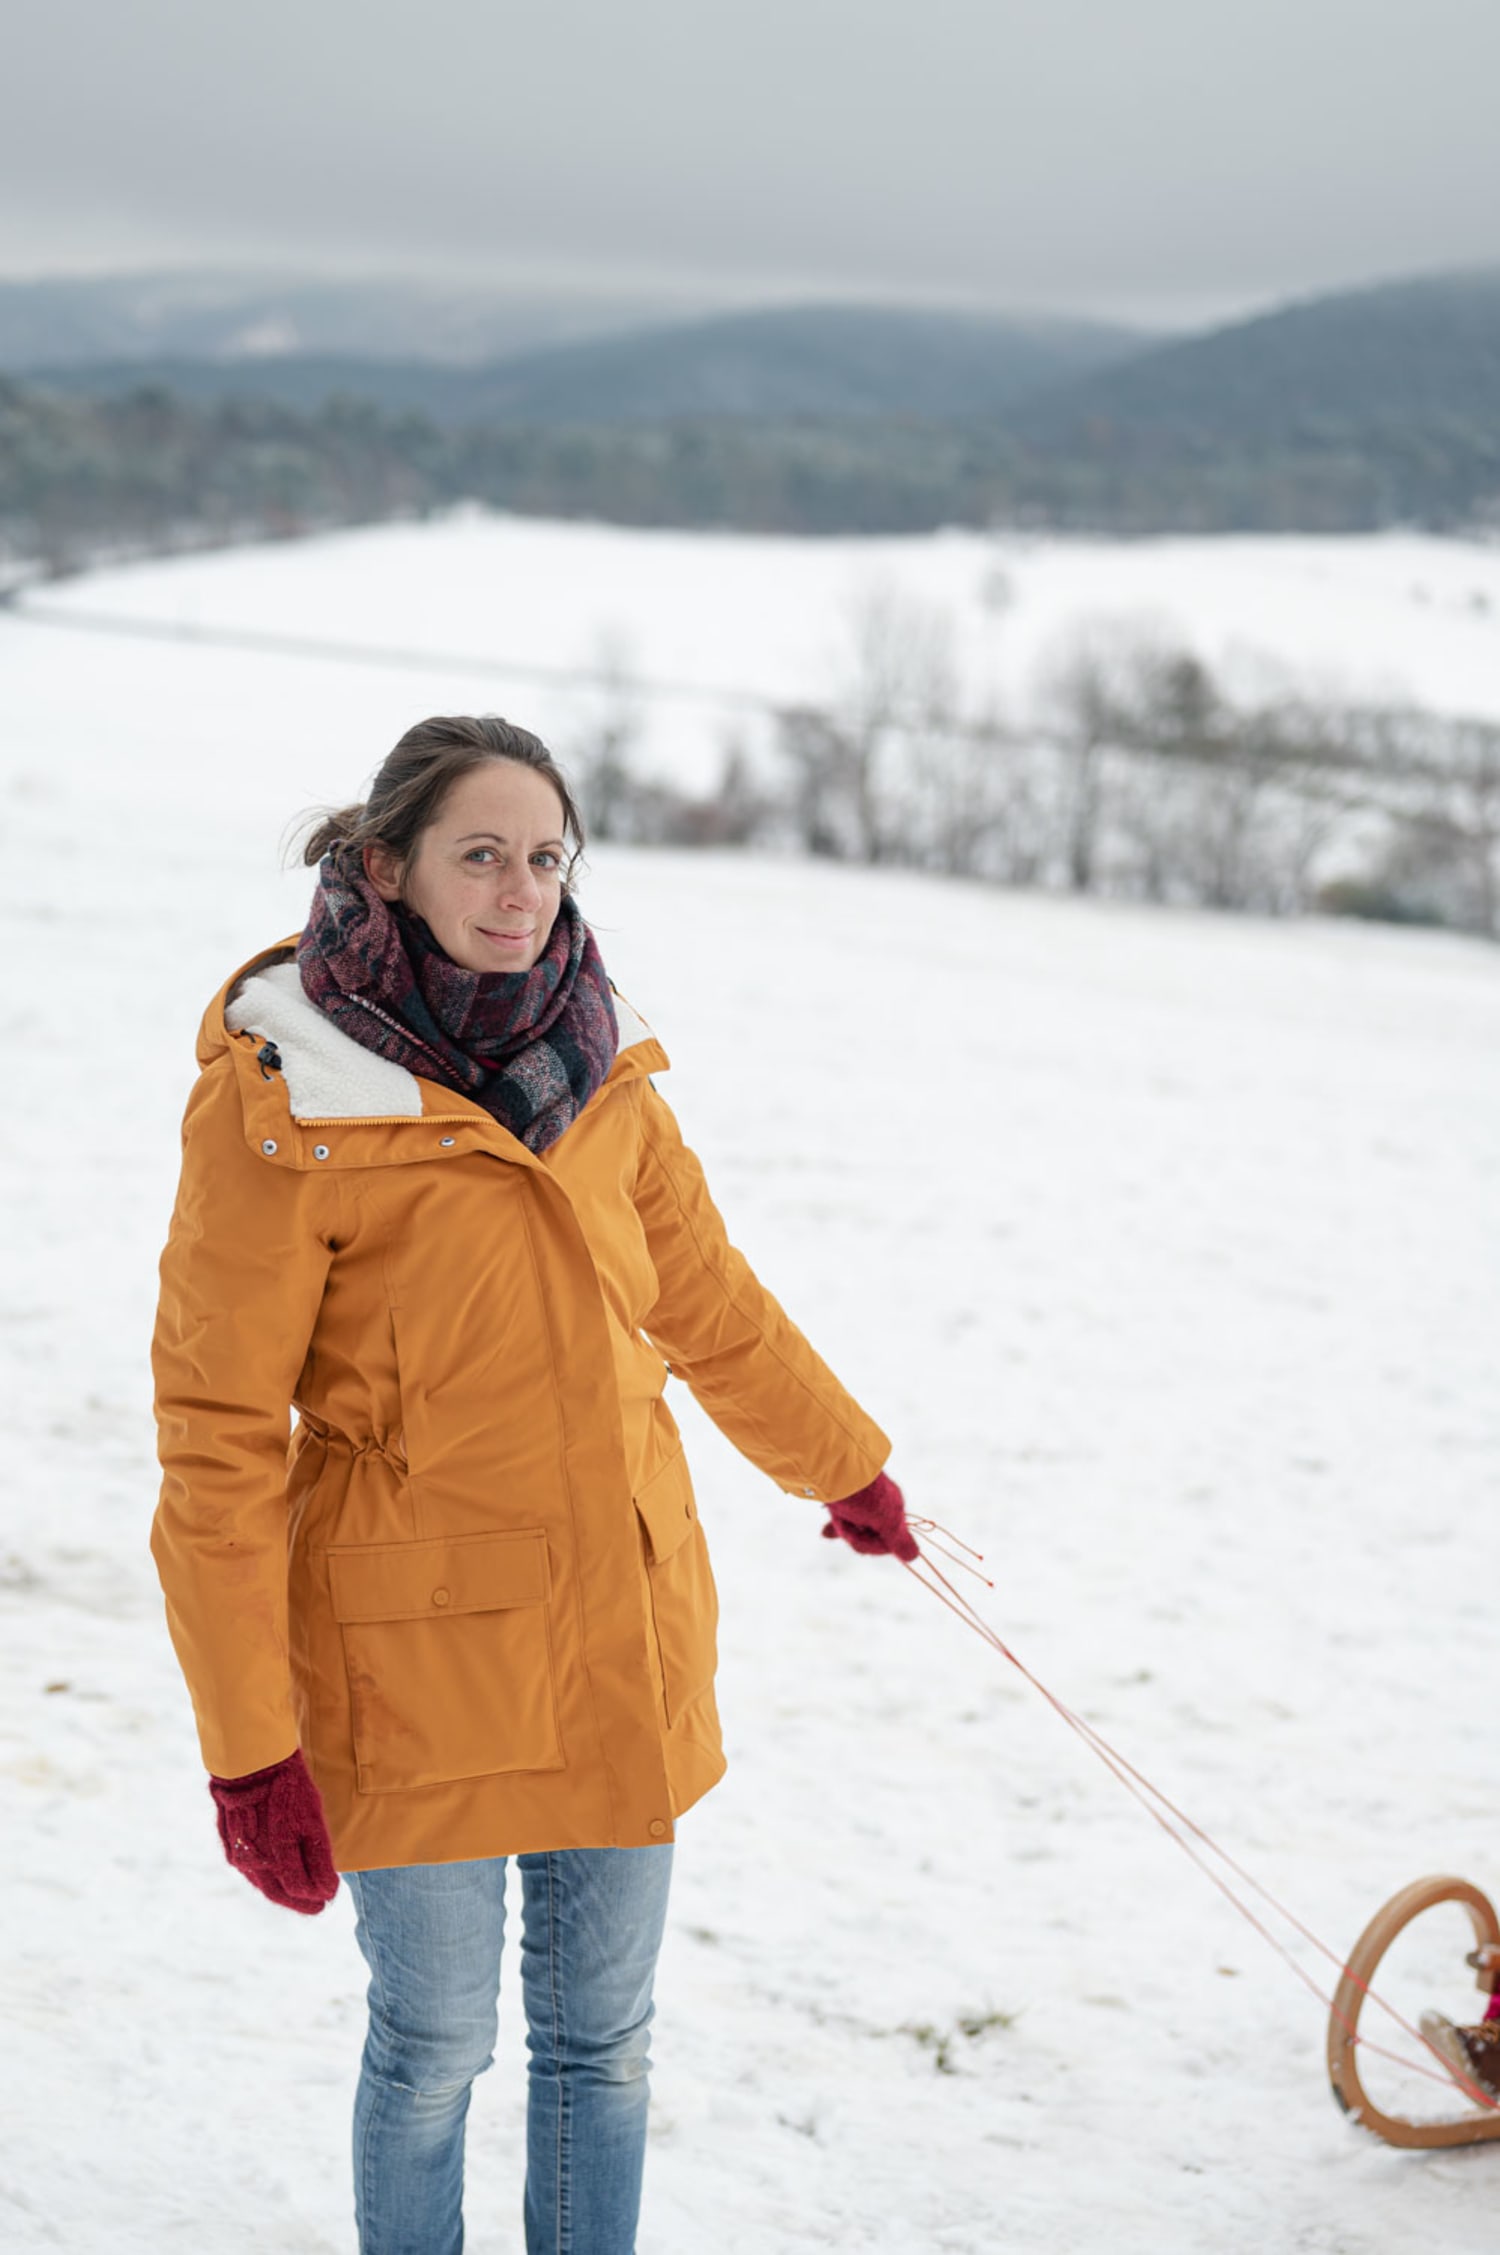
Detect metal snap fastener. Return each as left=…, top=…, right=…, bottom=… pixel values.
left=261, top=1139, right=278, bottom=1156
left=439, top=1136, right=456, bottom=1148
left=648, top=1819, right=668, bottom=1839
left=431, top=1587, right=451, bottom=1608
left=313, top=1144, right=330, bottom=1161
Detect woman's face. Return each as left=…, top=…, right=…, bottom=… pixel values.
left=367, top=761, right=570, bottom=974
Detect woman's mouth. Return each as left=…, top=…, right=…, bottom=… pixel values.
left=478, top=926, right=534, bottom=947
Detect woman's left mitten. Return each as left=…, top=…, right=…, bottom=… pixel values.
left=208, top=1749, right=340, bottom=1914
left=821, top=1470, right=920, bottom=1562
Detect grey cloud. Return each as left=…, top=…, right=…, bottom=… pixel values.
left=5, top=0, right=1500, bottom=317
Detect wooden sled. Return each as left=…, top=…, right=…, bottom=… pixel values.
left=1328, top=1874, right=1500, bottom=2147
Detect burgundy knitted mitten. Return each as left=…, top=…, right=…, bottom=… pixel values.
left=821, top=1471, right=920, bottom=1563
left=208, top=1749, right=340, bottom=1914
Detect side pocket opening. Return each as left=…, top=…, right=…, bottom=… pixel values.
left=633, top=1450, right=719, bottom=1727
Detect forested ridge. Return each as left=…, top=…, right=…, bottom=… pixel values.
left=3, top=270, right=1500, bottom=567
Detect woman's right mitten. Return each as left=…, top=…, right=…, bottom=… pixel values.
left=208, top=1748, right=340, bottom=1914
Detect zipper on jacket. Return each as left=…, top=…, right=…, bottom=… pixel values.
left=290, top=1114, right=479, bottom=1128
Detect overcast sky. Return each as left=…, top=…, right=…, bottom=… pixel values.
left=7, top=0, right=1499, bottom=324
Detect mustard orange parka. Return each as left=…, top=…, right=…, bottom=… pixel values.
left=150, top=941, right=890, bottom=1873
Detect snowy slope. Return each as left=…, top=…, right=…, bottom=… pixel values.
left=3, top=526, right=1500, bottom=2252
left=20, top=512, right=1500, bottom=801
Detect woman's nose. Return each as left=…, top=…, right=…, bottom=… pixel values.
left=498, top=861, right=543, bottom=909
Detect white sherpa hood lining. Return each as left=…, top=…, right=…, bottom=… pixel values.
left=225, top=958, right=656, bottom=1123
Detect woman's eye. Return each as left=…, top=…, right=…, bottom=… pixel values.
left=532, top=852, right=560, bottom=870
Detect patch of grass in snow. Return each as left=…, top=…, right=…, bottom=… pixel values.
left=956, top=2009, right=1019, bottom=2040
left=899, top=2008, right=1021, bottom=2075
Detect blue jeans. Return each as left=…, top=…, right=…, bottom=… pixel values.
left=344, top=1847, right=673, bottom=2255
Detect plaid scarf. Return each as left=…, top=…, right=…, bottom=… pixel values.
left=297, top=847, right=618, bottom=1153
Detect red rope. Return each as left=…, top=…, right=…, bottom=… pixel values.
left=902, top=1519, right=1499, bottom=2113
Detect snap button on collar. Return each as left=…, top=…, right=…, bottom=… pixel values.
left=313, top=1144, right=330, bottom=1161
left=439, top=1136, right=456, bottom=1148
left=261, top=1139, right=278, bottom=1157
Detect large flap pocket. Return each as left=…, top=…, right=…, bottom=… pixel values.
left=324, top=1529, right=561, bottom=1794
left=633, top=1450, right=697, bottom=1565
left=329, top=1529, right=549, bottom=1623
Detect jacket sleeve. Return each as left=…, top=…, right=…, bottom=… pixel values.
left=633, top=1084, right=890, bottom=1501
left=150, top=1057, right=336, bottom=1779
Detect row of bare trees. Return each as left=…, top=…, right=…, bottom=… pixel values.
left=562, top=598, right=1500, bottom=939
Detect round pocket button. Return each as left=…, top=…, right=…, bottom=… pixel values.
left=431, top=1587, right=451, bottom=1608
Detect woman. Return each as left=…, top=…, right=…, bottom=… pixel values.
left=151, top=714, right=915, bottom=2255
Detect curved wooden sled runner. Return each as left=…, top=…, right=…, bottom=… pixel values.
left=1328, top=1874, right=1500, bottom=2147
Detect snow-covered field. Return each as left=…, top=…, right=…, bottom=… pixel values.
left=19, top=511, right=1500, bottom=798
left=3, top=516, right=1500, bottom=2252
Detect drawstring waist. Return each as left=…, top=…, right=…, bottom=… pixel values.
left=295, top=1412, right=408, bottom=1470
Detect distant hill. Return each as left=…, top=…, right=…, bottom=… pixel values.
left=1004, top=269, right=1500, bottom=528
left=6, top=268, right=1500, bottom=549
left=432, top=304, right=1145, bottom=421
left=26, top=354, right=483, bottom=423
left=0, top=270, right=706, bottom=370
left=26, top=303, right=1147, bottom=426
left=1017, top=270, right=1500, bottom=443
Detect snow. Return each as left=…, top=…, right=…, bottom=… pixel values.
left=3, top=514, right=1500, bottom=2251
left=21, top=512, right=1500, bottom=802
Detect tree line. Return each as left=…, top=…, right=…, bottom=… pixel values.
left=564, top=603, right=1500, bottom=941
left=4, top=372, right=1500, bottom=565
left=5, top=377, right=1495, bottom=939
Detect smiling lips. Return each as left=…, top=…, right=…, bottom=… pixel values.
left=479, top=926, right=534, bottom=945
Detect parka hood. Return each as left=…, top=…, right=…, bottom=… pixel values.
left=196, top=934, right=669, bottom=1142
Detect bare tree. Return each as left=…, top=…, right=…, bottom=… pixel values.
left=774, top=705, right=857, bottom=859
left=1365, top=712, right=1500, bottom=934
left=1434, top=719, right=1500, bottom=936
left=659, top=732, right=773, bottom=848
left=568, top=632, right=645, bottom=842
left=551, top=590, right=1500, bottom=943
left=805, top=582, right=967, bottom=865
left=1035, top=633, right=1133, bottom=892
left=909, top=715, right=1011, bottom=878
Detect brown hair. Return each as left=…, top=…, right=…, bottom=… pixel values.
left=300, top=715, right=585, bottom=888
